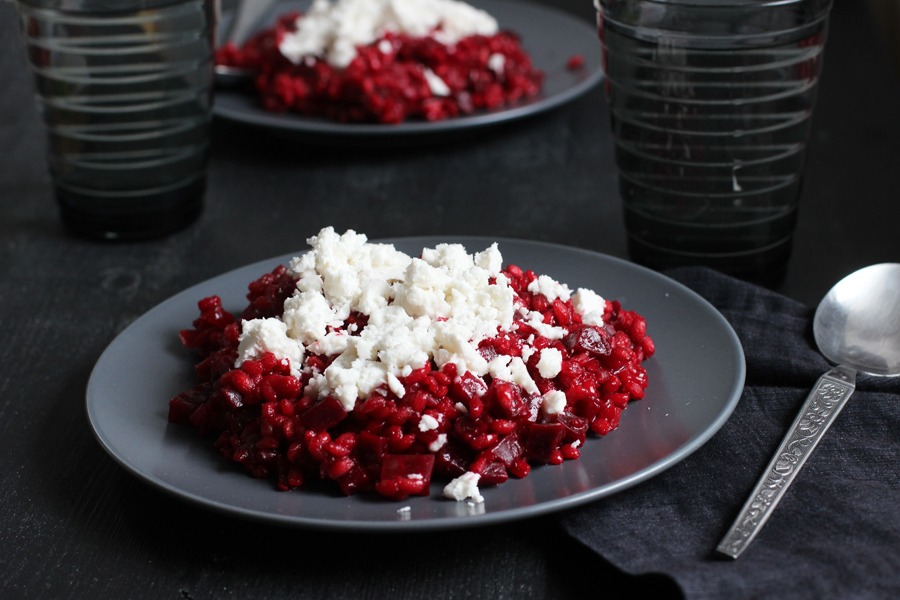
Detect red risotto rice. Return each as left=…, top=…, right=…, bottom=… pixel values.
left=168, top=232, right=654, bottom=502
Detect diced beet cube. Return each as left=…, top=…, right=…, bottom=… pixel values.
left=489, top=381, right=526, bottom=419
left=337, top=463, right=374, bottom=496
left=453, top=414, right=495, bottom=450
left=380, top=454, right=435, bottom=482
left=167, top=386, right=208, bottom=424
left=434, top=442, right=472, bottom=477
left=564, top=325, right=613, bottom=356
left=523, top=422, right=566, bottom=464
left=355, top=431, right=388, bottom=473
left=187, top=396, right=227, bottom=434
left=475, top=459, right=509, bottom=486
left=556, top=412, right=589, bottom=444
left=488, top=431, right=524, bottom=468
left=375, top=454, right=435, bottom=499
left=300, top=396, right=347, bottom=431
left=450, top=371, right=488, bottom=403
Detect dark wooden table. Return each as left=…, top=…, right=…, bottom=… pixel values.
left=1, top=1, right=897, bottom=598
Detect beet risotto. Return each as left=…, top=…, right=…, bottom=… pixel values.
left=215, top=0, right=544, bottom=124
left=168, top=228, right=655, bottom=502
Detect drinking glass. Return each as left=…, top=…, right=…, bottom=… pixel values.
left=17, top=0, right=217, bottom=240
left=595, top=0, right=833, bottom=282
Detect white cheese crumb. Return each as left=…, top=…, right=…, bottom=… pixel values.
left=536, top=347, right=563, bottom=379
left=521, top=310, right=567, bottom=340
left=521, top=345, right=535, bottom=362
left=423, top=67, right=451, bottom=97
left=387, top=372, right=406, bottom=399
left=443, top=471, right=484, bottom=503
left=429, top=433, right=448, bottom=452
left=487, top=52, right=505, bottom=74
left=487, top=355, right=539, bottom=396
left=308, top=331, right=350, bottom=356
left=418, top=414, right=440, bottom=432
left=235, top=318, right=304, bottom=376
left=572, top=288, right=607, bottom=326
left=541, top=390, right=568, bottom=416
left=527, top=274, right=572, bottom=303
left=474, top=243, right=503, bottom=276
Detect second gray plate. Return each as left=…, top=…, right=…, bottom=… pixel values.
left=213, top=0, right=605, bottom=140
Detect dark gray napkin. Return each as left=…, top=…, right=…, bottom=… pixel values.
left=560, top=267, right=900, bottom=599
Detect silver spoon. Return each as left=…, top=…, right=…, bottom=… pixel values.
left=717, top=263, right=900, bottom=559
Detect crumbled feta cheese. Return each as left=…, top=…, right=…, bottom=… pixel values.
left=308, top=331, right=350, bottom=356
left=431, top=324, right=490, bottom=376
left=527, top=274, right=572, bottom=303
left=520, top=309, right=567, bottom=340
left=236, top=318, right=304, bottom=376
left=572, top=288, right=607, bottom=326
left=487, top=355, right=539, bottom=396
left=429, top=433, right=448, bottom=452
left=282, top=291, right=337, bottom=345
left=387, top=372, right=406, bottom=399
left=235, top=227, right=614, bottom=421
left=250, top=227, right=519, bottom=411
left=304, top=372, right=326, bottom=397
left=536, top=347, right=563, bottom=379
left=443, top=471, right=484, bottom=503
left=423, top=67, right=451, bottom=97
left=279, top=0, right=499, bottom=68
left=520, top=345, right=535, bottom=362
left=418, top=414, right=440, bottom=432
left=487, top=52, right=505, bottom=74
left=474, top=243, right=503, bottom=275
left=541, top=390, right=568, bottom=416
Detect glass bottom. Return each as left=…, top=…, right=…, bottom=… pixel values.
left=627, top=235, right=791, bottom=288
left=56, top=179, right=205, bottom=242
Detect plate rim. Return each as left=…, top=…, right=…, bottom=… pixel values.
left=86, top=236, right=745, bottom=532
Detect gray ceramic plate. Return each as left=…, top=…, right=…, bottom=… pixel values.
left=212, top=0, right=604, bottom=140
left=86, top=238, right=745, bottom=531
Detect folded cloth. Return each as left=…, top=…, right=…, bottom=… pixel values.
left=560, top=267, right=900, bottom=600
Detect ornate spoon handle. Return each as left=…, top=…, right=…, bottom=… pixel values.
left=716, top=365, right=857, bottom=559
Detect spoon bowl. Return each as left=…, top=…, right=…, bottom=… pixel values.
left=717, top=263, right=900, bottom=559
left=813, top=263, right=900, bottom=376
